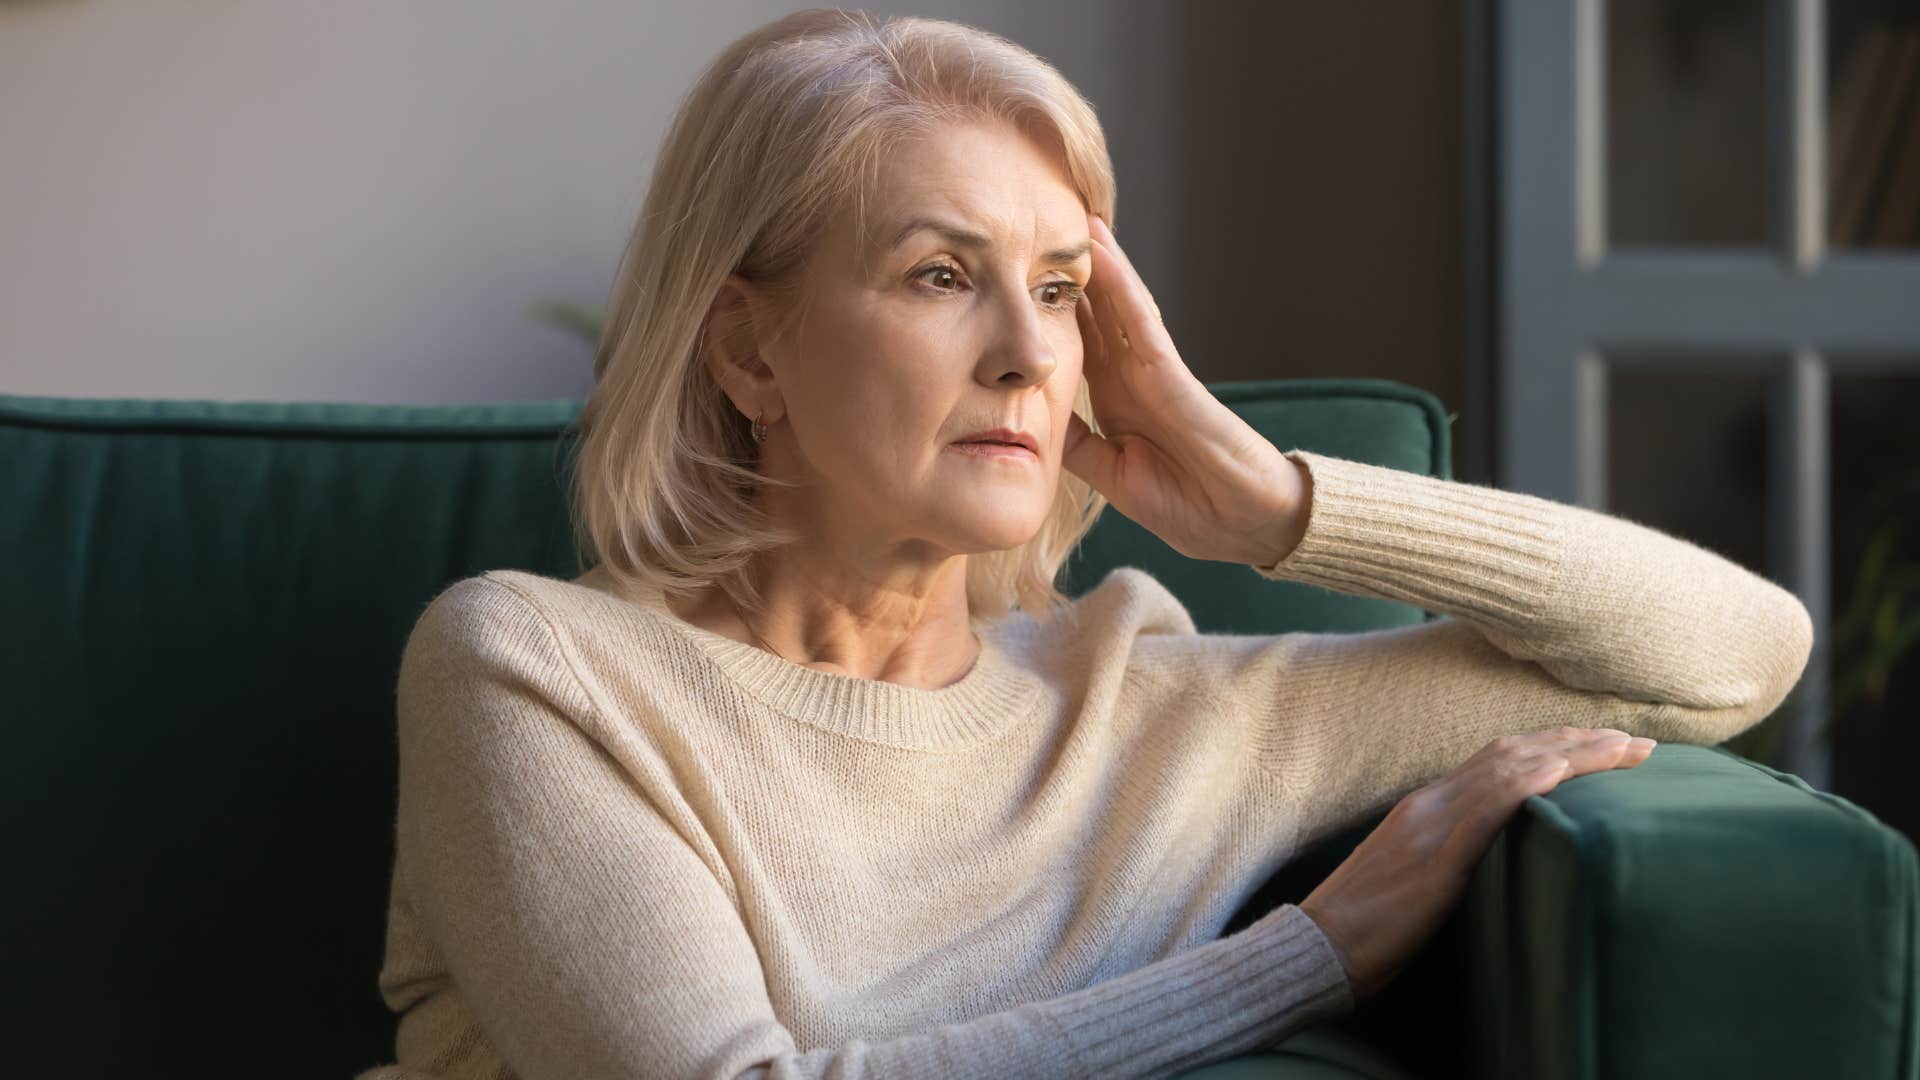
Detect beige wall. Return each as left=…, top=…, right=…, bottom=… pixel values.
left=0, top=0, right=1463, bottom=447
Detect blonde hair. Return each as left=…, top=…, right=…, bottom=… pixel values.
left=568, top=7, right=1115, bottom=621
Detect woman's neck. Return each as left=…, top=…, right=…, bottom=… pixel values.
left=662, top=550, right=982, bottom=690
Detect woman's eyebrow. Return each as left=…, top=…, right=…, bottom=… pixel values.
left=885, top=215, right=1092, bottom=266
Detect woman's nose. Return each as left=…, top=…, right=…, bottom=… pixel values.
left=975, top=288, right=1058, bottom=388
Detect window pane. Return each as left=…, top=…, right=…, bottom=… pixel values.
left=1828, top=365, right=1920, bottom=844
left=1607, top=0, right=1770, bottom=248
left=1606, top=360, right=1772, bottom=576
left=1827, top=3, right=1920, bottom=249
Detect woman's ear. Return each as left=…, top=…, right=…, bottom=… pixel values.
left=700, top=273, right=786, bottom=425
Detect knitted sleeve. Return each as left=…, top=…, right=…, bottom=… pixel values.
left=1243, top=449, right=1814, bottom=850
left=384, top=577, right=1353, bottom=1080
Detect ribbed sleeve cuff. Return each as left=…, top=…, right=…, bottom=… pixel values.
left=1025, top=903, right=1354, bottom=1076
left=1254, top=450, right=1567, bottom=634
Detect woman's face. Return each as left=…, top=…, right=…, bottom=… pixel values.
left=753, top=118, right=1093, bottom=560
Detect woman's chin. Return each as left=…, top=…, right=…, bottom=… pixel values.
left=931, top=503, right=1051, bottom=554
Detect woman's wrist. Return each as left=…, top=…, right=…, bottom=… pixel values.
left=1295, top=898, right=1362, bottom=1003
left=1255, top=454, right=1314, bottom=567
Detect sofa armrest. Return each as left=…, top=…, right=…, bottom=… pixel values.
left=1464, top=743, right=1920, bottom=1079
left=1218, top=743, right=1920, bottom=1079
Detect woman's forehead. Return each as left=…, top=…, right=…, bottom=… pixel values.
left=821, top=125, right=1087, bottom=269
left=873, top=212, right=1091, bottom=268
left=864, top=121, right=1076, bottom=211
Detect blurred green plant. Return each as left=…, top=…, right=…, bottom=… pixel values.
left=528, top=301, right=605, bottom=349
left=1828, top=466, right=1920, bottom=732
left=1725, top=465, right=1920, bottom=769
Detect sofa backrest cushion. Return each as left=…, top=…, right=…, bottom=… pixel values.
left=0, top=377, right=1449, bottom=1074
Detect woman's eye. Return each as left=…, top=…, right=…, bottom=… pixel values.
left=1037, top=281, right=1085, bottom=310
left=913, top=264, right=1083, bottom=311
left=916, top=264, right=961, bottom=291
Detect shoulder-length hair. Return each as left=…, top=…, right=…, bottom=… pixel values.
left=569, top=7, right=1115, bottom=622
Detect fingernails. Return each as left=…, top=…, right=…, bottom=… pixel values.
left=1629, top=737, right=1657, bottom=750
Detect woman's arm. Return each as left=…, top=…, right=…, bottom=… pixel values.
left=1059, top=211, right=1808, bottom=851
left=1238, top=449, right=1814, bottom=850
left=383, top=577, right=1353, bottom=1080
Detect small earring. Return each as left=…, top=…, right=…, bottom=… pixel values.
left=751, top=411, right=768, bottom=445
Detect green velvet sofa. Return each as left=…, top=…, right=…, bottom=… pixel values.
left=2, top=378, right=1914, bottom=1079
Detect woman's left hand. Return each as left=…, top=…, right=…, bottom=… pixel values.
left=1064, top=212, right=1309, bottom=566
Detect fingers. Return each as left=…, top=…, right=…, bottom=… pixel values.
left=1522, top=727, right=1657, bottom=775
left=1433, top=728, right=1655, bottom=838
left=1465, top=727, right=1650, bottom=766
left=1075, top=290, right=1108, bottom=377
left=1559, top=731, right=1656, bottom=775
left=1061, top=411, right=1118, bottom=494
left=1086, top=214, right=1173, bottom=359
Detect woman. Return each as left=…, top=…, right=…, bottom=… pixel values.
left=360, top=9, right=1812, bottom=1079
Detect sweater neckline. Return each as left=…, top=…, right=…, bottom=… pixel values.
left=578, top=566, right=1045, bottom=752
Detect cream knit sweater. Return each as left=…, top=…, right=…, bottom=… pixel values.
left=356, top=449, right=1813, bottom=1080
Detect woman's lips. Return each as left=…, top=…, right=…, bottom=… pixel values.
left=948, top=441, right=1038, bottom=461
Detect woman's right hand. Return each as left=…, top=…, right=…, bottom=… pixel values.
left=1297, top=726, right=1658, bottom=1005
